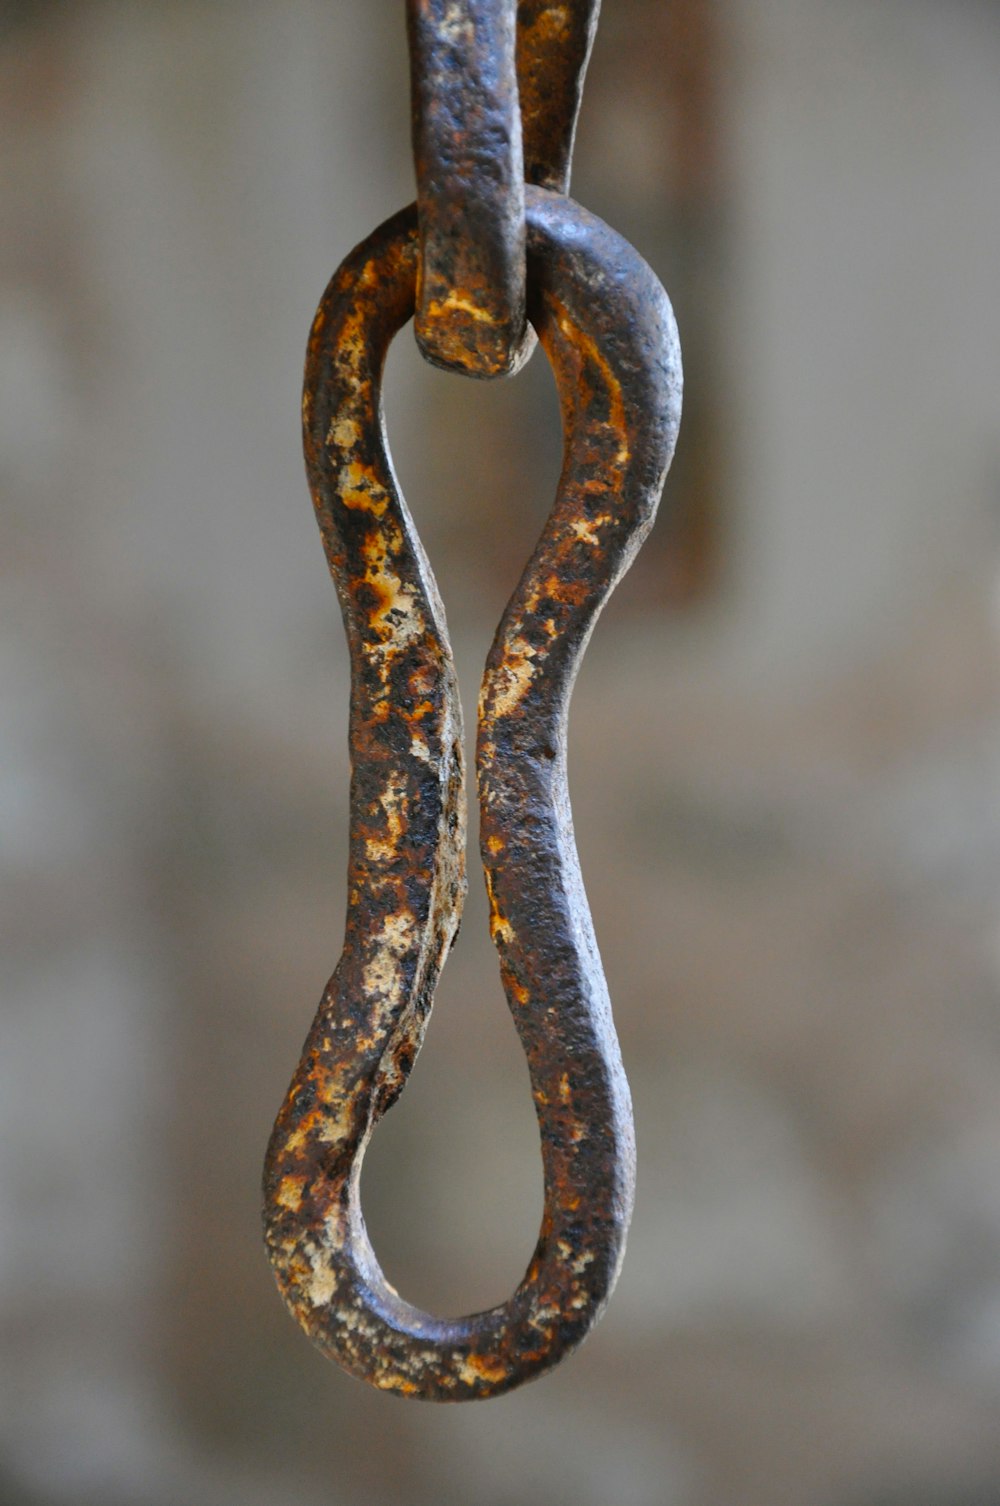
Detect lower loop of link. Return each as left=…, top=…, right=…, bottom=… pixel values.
left=263, top=188, right=682, bottom=1401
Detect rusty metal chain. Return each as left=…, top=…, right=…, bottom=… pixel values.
left=263, top=1, right=682, bottom=1401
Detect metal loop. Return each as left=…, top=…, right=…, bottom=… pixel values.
left=407, top=0, right=600, bottom=378
left=263, top=188, right=681, bottom=1401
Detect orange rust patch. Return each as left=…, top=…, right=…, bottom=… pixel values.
left=339, top=459, right=388, bottom=517
left=377, top=1374, right=420, bottom=1396
left=276, top=1176, right=306, bottom=1212
left=464, top=1351, right=509, bottom=1384
left=489, top=911, right=514, bottom=946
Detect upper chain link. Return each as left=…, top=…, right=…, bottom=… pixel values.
left=407, top=0, right=600, bottom=376
left=263, top=0, right=683, bottom=1400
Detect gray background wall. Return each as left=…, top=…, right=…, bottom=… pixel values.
left=3, top=3, right=1000, bottom=1504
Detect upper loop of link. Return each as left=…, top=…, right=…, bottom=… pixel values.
left=407, top=0, right=601, bottom=379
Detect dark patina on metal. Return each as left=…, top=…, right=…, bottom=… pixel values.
left=516, top=0, right=601, bottom=192
left=262, top=187, right=682, bottom=1400
left=407, top=0, right=600, bottom=378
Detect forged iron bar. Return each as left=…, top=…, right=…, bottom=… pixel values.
left=263, top=0, right=682, bottom=1401
left=407, top=0, right=601, bottom=376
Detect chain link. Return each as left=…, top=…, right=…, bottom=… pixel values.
left=263, top=0, right=682, bottom=1401
left=407, top=0, right=601, bottom=376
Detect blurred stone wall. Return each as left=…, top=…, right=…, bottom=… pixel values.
left=2, top=3, right=1000, bottom=1505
